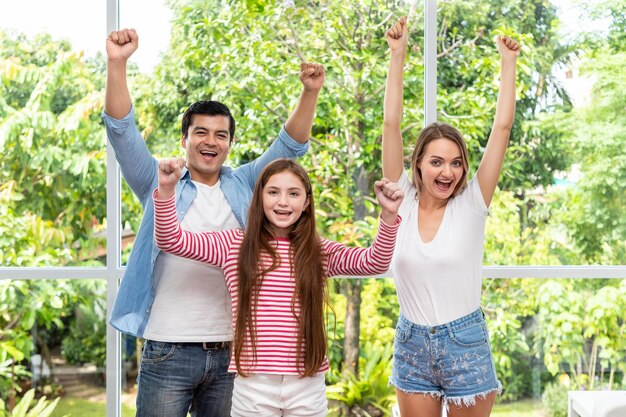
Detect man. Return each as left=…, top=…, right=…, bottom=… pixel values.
left=103, top=28, right=324, bottom=417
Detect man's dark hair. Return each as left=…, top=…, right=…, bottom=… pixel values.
left=181, top=100, right=236, bottom=143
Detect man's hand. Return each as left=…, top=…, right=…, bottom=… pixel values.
left=157, top=158, right=185, bottom=199
left=385, top=17, right=408, bottom=53
left=300, top=63, right=325, bottom=92
left=106, top=29, right=139, bottom=62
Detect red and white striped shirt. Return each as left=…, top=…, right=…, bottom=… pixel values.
left=153, top=191, right=400, bottom=375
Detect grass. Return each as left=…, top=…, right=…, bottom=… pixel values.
left=492, top=398, right=545, bottom=417
left=50, top=397, right=136, bottom=417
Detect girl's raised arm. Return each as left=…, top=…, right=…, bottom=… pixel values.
left=382, top=17, right=409, bottom=182
left=476, top=35, right=521, bottom=206
left=153, top=158, right=233, bottom=267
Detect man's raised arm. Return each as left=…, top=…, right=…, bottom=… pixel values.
left=105, top=28, right=138, bottom=119
left=284, top=63, right=325, bottom=143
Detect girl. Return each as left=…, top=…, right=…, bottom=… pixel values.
left=153, top=158, right=403, bottom=417
left=383, top=17, right=521, bottom=417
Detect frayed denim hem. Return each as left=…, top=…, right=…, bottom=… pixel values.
left=388, top=378, right=444, bottom=398
left=444, top=383, right=502, bottom=410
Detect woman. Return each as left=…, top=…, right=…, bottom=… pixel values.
left=383, top=17, right=521, bottom=416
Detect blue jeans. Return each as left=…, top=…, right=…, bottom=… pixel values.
left=136, top=340, right=234, bottom=417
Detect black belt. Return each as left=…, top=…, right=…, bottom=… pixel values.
left=183, top=341, right=231, bottom=351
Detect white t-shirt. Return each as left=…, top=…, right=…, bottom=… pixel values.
left=391, top=171, right=489, bottom=326
left=143, top=180, right=240, bottom=342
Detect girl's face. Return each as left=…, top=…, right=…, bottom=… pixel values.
left=262, top=171, right=310, bottom=238
left=418, top=138, right=465, bottom=203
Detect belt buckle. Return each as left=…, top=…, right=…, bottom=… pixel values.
left=201, top=341, right=226, bottom=350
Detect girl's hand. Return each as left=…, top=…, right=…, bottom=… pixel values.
left=496, top=35, right=521, bottom=61
left=157, top=158, right=185, bottom=199
left=374, top=178, right=404, bottom=222
left=385, top=17, right=408, bottom=53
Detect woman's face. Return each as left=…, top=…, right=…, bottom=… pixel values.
left=417, top=138, right=465, bottom=203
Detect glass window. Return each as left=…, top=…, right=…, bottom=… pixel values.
left=1, top=1, right=622, bottom=415
left=0, top=1, right=107, bottom=267
left=437, top=0, right=625, bottom=266
left=0, top=279, right=123, bottom=412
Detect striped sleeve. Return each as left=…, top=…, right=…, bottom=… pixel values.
left=324, top=216, right=401, bottom=277
left=152, top=189, right=240, bottom=268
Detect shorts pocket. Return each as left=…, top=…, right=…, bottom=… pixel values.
left=394, top=319, right=412, bottom=343
left=450, top=322, right=488, bottom=348
left=141, top=340, right=177, bottom=364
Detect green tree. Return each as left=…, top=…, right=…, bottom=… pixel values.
left=530, top=3, right=626, bottom=390
left=560, top=50, right=626, bottom=264
left=0, top=30, right=108, bottom=265
left=536, top=279, right=626, bottom=389
left=0, top=30, right=110, bottom=402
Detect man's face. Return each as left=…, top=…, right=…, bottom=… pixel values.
left=181, top=114, right=232, bottom=185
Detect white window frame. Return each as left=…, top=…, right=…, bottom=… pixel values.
left=0, top=1, right=624, bottom=416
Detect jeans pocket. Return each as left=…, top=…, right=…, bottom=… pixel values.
left=450, top=322, right=488, bottom=348
left=141, top=340, right=177, bottom=364
left=394, top=319, right=411, bottom=343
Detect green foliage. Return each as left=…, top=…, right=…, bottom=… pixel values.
left=437, top=0, right=576, bottom=193
left=0, top=279, right=107, bottom=400
left=0, top=29, right=110, bottom=393
left=0, top=358, right=29, bottom=404
left=0, top=279, right=72, bottom=400
left=0, top=389, right=63, bottom=417
left=327, top=342, right=395, bottom=417
left=359, top=279, right=398, bottom=351
left=482, top=280, right=536, bottom=400
left=1, top=0, right=625, bottom=408
left=61, top=301, right=107, bottom=368
left=0, top=185, right=75, bottom=267
left=535, top=279, right=626, bottom=389
left=484, top=190, right=576, bottom=266
left=541, top=381, right=568, bottom=417
left=0, top=29, right=107, bottom=266
left=326, top=278, right=397, bottom=383
left=581, top=0, right=626, bottom=52
left=326, top=283, right=347, bottom=385
left=560, top=51, right=626, bottom=263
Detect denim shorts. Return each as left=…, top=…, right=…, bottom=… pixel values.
left=390, top=309, right=502, bottom=407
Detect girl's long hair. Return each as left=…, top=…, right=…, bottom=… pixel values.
left=235, top=159, right=328, bottom=377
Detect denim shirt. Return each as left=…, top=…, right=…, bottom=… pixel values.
left=103, top=107, right=309, bottom=337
